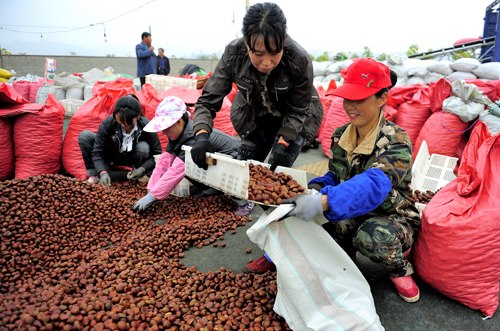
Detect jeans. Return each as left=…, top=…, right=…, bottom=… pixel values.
left=78, top=130, right=151, bottom=176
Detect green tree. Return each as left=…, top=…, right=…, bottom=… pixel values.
left=1, top=48, right=12, bottom=55
left=309, top=53, right=315, bottom=61
left=351, top=53, right=359, bottom=59
left=18, top=52, right=26, bottom=55
left=406, top=44, right=419, bottom=56
left=451, top=50, right=474, bottom=60
left=106, top=54, right=116, bottom=57
left=376, top=53, right=387, bottom=61
left=70, top=51, right=77, bottom=56
left=315, top=51, right=330, bottom=62
left=362, top=46, right=374, bottom=59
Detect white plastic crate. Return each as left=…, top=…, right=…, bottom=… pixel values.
left=145, top=75, right=198, bottom=92
left=411, top=140, right=458, bottom=215
left=60, top=99, right=86, bottom=117
left=182, top=145, right=308, bottom=204
left=153, top=154, right=191, bottom=197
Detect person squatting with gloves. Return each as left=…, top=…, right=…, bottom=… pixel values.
left=246, top=58, right=422, bottom=303
left=191, top=2, right=323, bottom=174
left=131, top=97, right=255, bottom=215
left=78, top=94, right=162, bottom=187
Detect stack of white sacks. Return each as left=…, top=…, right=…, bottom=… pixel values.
left=312, top=54, right=500, bottom=88
left=36, top=68, right=119, bottom=117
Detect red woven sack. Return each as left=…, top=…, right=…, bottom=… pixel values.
left=393, top=88, right=432, bottom=148
left=387, top=85, right=422, bottom=109
left=320, top=97, right=350, bottom=157
left=62, top=86, right=133, bottom=179
left=413, top=112, right=468, bottom=160
left=413, top=122, right=500, bottom=317
left=159, top=86, right=202, bottom=105
left=0, top=117, right=14, bottom=180
left=317, top=87, right=336, bottom=141
left=429, top=79, right=453, bottom=112
left=213, top=97, right=237, bottom=136
left=136, top=84, right=168, bottom=151
left=12, top=81, right=30, bottom=101
left=0, top=83, right=30, bottom=104
left=226, top=84, right=238, bottom=103
left=29, top=81, right=44, bottom=103
left=13, top=94, right=65, bottom=178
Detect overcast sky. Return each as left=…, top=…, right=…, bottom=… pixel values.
left=0, top=0, right=496, bottom=58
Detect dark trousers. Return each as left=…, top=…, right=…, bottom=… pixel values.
left=158, top=69, right=169, bottom=75
left=140, top=77, right=146, bottom=86
left=78, top=130, right=151, bottom=176
left=237, top=115, right=305, bottom=167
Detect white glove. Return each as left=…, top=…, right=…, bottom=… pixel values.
left=282, top=194, right=324, bottom=222
left=131, top=192, right=157, bottom=212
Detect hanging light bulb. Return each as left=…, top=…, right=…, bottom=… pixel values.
left=103, top=24, right=108, bottom=43
left=41, top=33, right=43, bottom=41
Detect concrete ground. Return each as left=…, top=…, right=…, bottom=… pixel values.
left=63, top=119, right=499, bottom=330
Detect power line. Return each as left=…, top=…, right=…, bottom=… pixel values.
left=0, top=0, right=156, bottom=35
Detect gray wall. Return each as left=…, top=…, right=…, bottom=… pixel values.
left=1, top=55, right=219, bottom=78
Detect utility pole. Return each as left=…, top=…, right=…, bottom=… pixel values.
left=246, top=0, right=250, bottom=11
left=0, top=44, right=4, bottom=69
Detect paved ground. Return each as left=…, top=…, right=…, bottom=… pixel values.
left=63, top=119, right=500, bottom=330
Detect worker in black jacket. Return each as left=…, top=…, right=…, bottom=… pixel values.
left=78, top=94, right=162, bottom=186
left=192, top=2, right=323, bottom=172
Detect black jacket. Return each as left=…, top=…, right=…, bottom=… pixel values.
left=92, top=115, right=162, bottom=174
left=157, top=55, right=170, bottom=75
left=167, top=116, right=239, bottom=162
left=193, top=34, right=323, bottom=143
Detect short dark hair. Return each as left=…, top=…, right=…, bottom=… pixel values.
left=158, top=48, right=164, bottom=52
left=375, top=69, right=398, bottom=99
left=113, top=94, right=142, bottom=126
left=141, top=32, right=151, bottom=40
left=242, top=2, right=287, bottom=54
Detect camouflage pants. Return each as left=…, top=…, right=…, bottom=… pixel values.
left=322, top=215, right=417, bottom=278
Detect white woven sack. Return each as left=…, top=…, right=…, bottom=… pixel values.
left=427, top=61, right=454, bottom=76
left=446, top=71, right=477, bottom=82
left=247, top=206, right=385, bottom=331
left=323, top=73, right=340, bottom=83
left=325, top=63, right=341, bottom=75
left=407, top=60, right=436, bottom=77
left=406, top=76, right=426, bottom=86
left=472, top=62, right=500, bottom=80
left=84, top=85, right=94, bottom=101
left=386, top=53, right=407, bottom=66
left=443, top=96, right=484, bottom=122
left=48, top=85, right=66, bottom=101
left=480, top=112, right=500, bottom=135
left=36, top=86, right=51, bottom=104
left=313, top=61, right=332, bottom=77
left=450, top=58, right=481, bottom=72
left=337, top=59, right=353, bottom=70
left=314, top=75, right=325, bottom=83
left=424, top=72, right=445, bottom=84
left=66, top=87, right=84, bottom=100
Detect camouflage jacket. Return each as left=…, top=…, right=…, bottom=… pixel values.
left=328, top=115, right=421, bottom=228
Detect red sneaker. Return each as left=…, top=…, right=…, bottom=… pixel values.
left=390, top=275, right=420, bottom=302
left=242, top=255, right=276, bottom=274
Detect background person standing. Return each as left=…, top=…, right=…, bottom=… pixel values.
left=157, top=48, right=170, bottom=75
left=136, top=32, right=157, bottom=86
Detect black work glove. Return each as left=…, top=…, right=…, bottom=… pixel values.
left=269, top=142, right=287, bottom=172
left=191, top=132, right=214, bottom=170
left=99, top=172, right=111, bottom=187
left=308, top=182, right=324, bottom=192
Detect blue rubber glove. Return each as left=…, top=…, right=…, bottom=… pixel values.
left=191, top=132, right=214, bottom=170
left=282, top=194, right=324, bottom=222
left=131, top=192, right=157, bottom=212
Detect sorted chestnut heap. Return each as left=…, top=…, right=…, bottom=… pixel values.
left=409, top=189, right=439, bottom=204
left=247, top=164, right=305, bottom=205
left=0, top=174, right=291, bottom=331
